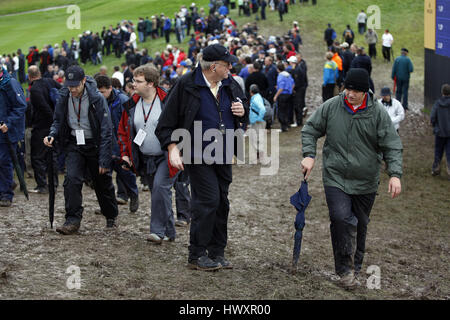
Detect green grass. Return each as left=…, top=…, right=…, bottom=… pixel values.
left=1, top=0, right=423, bottom=84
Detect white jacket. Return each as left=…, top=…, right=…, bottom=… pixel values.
left=378, top=97, right=405, bottom=130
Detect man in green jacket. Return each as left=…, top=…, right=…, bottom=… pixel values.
left=392, top=48, right=413, bottom=110
left=301, top=68, right=403, bottom=289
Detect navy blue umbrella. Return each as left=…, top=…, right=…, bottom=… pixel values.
left=290, top=176, right=312, bottom=273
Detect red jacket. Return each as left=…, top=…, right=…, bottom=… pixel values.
left=117, top=87, right=168, bottom=173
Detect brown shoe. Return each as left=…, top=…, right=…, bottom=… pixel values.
left=338, top=271, right=361, bottom=290
left=56, top=222, right=80, bottom=235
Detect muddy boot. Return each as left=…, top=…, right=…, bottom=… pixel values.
left=431, top=162, right=440, bottom=176
left=339, top=271, right=361, bottom=290
left=0, top=199, right=12, bottom=207
left=105, top=218, right=118, bottom=231
left=56, top=222, right=80, bottom=235
left=129, top=194, right=139, bottom=213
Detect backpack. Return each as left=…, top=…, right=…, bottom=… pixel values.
left=263, top=98, right=274, bottom=122
left=331, top=30, right=337, bottom=40
left=44, top=79, right=60, bottom=107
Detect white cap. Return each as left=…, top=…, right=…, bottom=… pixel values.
left=287, top=56, right=298, bottom=63
left=268, top=48, right=276, bottom=54
left=166, top=44, right=173, bottom=50
left=340, top=42, right=349, bottom=48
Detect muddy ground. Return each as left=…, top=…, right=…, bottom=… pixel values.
left=1, top=26, right=449, bottom=301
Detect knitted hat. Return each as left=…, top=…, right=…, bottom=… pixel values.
left=344, top=68, right=370, bottom=92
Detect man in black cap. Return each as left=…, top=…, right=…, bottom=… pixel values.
left=43, top=65, right=118, bottom=234
left=392, top=48, right=414, bottom=111
left=301, top=68, right=403, bottom=289
left=155, top=44, right=248, bottom=271
left=378, top=86, right=405, bottom=133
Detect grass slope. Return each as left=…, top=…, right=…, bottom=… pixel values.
left=1, top=0, right=423, bottom=85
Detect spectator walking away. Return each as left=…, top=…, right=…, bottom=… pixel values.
left=391, top=48, right=413, bottom=111
left=322, top=52, right=338, bottom=102
left=382, top=29, right=394, bottom=62
left=324, top=23, right=336, bottom=48
left=430, top=83, right=450, bottom=179
left=301, top=68, right=403, bottom=290
left=155, top=44, right=248, bottom=271
left=44, top=65, right=119, bottom=234
left=365, top=28, right=378, bottom=59
left=248, top=83, right=268, bottom=164
left=273, top=61, right=295, bottom=132
left=28, top=66, right=61, bottom=194
left=356, top=10, right=367, bottom=34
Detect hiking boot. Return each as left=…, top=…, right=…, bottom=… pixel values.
left=0, top=199, right=12, bottom=207
left=11, top=181, right=17, bottom=191
left=188, top=256, right=222, bottom=271
left=129, top=195, right=139, bottom=213
left=175, top=219, right=188, bottom=227
left=163, top=236, right=175, bottom=242
left=211, top=256, right=233, bottom=269
left=116, top=197, right=128, bottom=205
left=105, top=219, right=118, bottom=230
left=94, top=208, right=102, bottom=215
left=338, top=271, right=361, bottom=290
left=146, top=233, right=163, bottom=244
left=56, top=222, right=80, bottom=235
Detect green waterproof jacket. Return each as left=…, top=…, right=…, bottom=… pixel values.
left=301, top=92, right=403, bottom=194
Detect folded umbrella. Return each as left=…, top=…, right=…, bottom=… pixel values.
left=290, top=175, right=312, bottom=274
left=0, top=121, right=29, bottom=200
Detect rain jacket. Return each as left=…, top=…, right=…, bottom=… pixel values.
left=431, top=96, right=450, bottom=137
left=0, top=70, right=27, bottom=143
left=301, top=92, right=403, bottom=194
left=49, top=76, right=114, bottom=169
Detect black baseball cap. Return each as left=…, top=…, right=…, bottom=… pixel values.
left=65, top=65, right=85, bottom=87
left=380, top=87, right=392, bottom=96
left=202, top=44, right=238, bottom=64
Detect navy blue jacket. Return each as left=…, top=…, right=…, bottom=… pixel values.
left=431, top=96, right=450, bottom=137
left=155, top=66, right=248, bottom=153
left=0, top=75, right=27, bottom=143
left=49, top=76, right=114, bottom=168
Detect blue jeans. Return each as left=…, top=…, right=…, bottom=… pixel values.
left=0, top=143, right=14, bottom=201
left=396, top=78, right=410, bottom=110
left=433, top=135, right=450, bottom=175
left=138, top=31, right=145, bottom=43
left=145, top=154, right=178, bottom=239
left=324, top=186, right=376, bottom=276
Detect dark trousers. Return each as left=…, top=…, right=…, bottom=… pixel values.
left=113, top=160, right=138, bottom=201
left=31, top=128, right=58, bottom=189
left=165, top=30, right=170, bottom=43
left=382, top=46, right=391, bottom=62
left=432, top=136, right=450, bottom=175
left=277, top=93, right=291, bottom=131
left=322, top=83, right=335, bottom=102
left=63, top=141, right=118, bottom=224
left=368, top=43, right=377, bottom=58
left=0, top=143, right=14, bottom=201
left=293, top=87, right=306, bottom=125
left=395, top=78, right=410, bottom=110
left=186, top=164, right=232, bottom=260
left=324, top=186, right=376, bottom=276
left=175, top=170, right=191, bottom=223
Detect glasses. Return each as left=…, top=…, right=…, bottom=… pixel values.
left=132, top=79, right=147, bottom=84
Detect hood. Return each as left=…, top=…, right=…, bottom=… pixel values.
left=279, top=71, right=291, bottom=78
left=436, top=96, right=450, bottom=108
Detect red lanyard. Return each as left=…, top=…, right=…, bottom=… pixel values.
left=141, top=94, right=158, bottom=126
left=71, top=96, right=82, bottom=124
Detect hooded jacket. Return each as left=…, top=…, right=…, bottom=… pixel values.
left=49, top=76, right=114, bottom=168
left=0, top=71, right=27, bottom=144
left=431, top=96, right=450, bottom=137
left=302, top=92, right=403, bottom=194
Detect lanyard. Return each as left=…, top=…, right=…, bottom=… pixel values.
left=212, top=88, right=224, bottom=124
left=141, top=94, right=158, bottom=127
left=71, top=96, right=82, bottom=124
